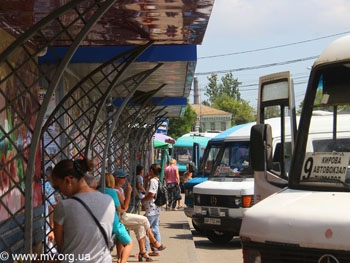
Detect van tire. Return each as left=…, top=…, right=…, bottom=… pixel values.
left=206, top=230, right=234, bottom=244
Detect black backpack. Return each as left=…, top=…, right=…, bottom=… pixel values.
left=154, top=178, right=167, bottom=207
left=188, top=161, right=195, bottom=173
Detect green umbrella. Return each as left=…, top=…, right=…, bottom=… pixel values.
left=153, top=140, right=172, bottom=149
left=153, top=140, right=172, bottom=181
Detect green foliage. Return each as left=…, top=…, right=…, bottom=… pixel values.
left=201, top=100, right=210, bottom=106
left=212, top=94, right=255, bottom=125
left=297, top=89, right=345, bottom=114
left=264, top=106, right=281, bottom=119
left=204, top=72, right=255, bottom=125
left=167, top=104, right=197, bottom=139
left=298, top=89, right=322, bottom=113
left=204, top=72, right=242, bottom=104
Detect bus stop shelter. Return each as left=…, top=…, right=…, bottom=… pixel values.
left=0, top=0, right=215, bottom=259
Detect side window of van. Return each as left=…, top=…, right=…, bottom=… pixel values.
left=272, top=142, right=292, bottom=176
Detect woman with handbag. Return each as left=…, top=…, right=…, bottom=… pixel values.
left=50, top=158, right=114, bottom=263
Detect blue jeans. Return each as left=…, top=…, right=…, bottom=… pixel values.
left=145, top=214, right=161, bottom=251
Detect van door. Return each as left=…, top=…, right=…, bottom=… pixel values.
left=192, top=142, right=200, bottom=172
left=253, top=71, right=297, bottom=202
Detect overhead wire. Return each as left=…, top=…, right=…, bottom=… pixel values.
left=197, top=31, right=350, bottom=60
left=193, top=31, right=350, bottom=106
left=195, top=56, right=318, bottom=76
left=195, top=31, right=350, bottom=76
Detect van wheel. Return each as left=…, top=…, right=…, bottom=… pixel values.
left=206, top=230, right=234, bottom=244
left=192, top=219, right=204, bottom=234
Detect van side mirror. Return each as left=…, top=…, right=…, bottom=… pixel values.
left=250, top=124, right=273, bottom=171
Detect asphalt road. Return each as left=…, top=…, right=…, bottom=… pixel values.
left=188, top=218, right=243, bottom=263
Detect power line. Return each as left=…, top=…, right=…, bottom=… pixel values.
left=195, top=56, right=318, bottom=76
left=190, top=75, right=309, bottom=95
left=198, top=31, right=350, bottom=60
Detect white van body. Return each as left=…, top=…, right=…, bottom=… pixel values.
left=193, top=112, right=349, bottom=244
left=242, top=114, right=350, bottom=243
left=192, top=117, right=293, bottom=243
left=240, top=35, right=350, bottom=262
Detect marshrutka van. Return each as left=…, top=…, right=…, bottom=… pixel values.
left=185, top=71, right=296, bottom=243
left=172, top=131, right=219, bottom=185
left=240, top=35, right=350, bottom=262
left=183, top=124, right=253, bottom=219
left=191, top=118, right=293, bottom=243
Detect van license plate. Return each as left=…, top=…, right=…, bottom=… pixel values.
left=204, top=218, right=221, bottom=225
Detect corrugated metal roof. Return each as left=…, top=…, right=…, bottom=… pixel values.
left=191, top=104, right=232, bottom=117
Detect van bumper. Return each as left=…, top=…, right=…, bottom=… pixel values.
left=192, top=214, right=242, bottom=233
left=184, top=207, right=194, bottom=217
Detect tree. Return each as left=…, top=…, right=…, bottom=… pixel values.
left=201, top=100, right=210, bottom=106
left=212, top=93, right=255, bottom=125
left=298, top=89, right=327, bottom=114
left=204, top=72, right=242, bottom=104
left=167, top=103, right=197, bottom=139
left=264, top=106, right=281, bottom=119
left=204, top=72, right=255, bottom=125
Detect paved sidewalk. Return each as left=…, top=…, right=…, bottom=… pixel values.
left=112, top=207, right=198, bottom=263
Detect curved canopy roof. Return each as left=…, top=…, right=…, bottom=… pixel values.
left=0, top=0, right=215, bottom=117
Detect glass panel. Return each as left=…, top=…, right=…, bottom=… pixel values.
left=262, top=81, right=289, bottom=102
left=297, top=96, right=350, bottom=188
left=174, top=146, right=192, bottom=165
left=204, top=144, right=221, bottom=175
left=291, top=62, right=350, bottom=190
left=212, top=141, right=252, bottom=178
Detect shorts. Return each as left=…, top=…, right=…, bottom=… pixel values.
left=113, top=222, right=131, bottom=245
left=120, top=212, right=148, bottom=240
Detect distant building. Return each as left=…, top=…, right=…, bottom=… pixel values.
left=191, top=104, right=232, bottom=132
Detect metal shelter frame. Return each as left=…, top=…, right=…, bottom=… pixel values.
left=0, top=0, right=188, bottom=258
left=0, top=0, right=167, bottom=258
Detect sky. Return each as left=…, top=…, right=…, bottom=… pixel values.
left=190, top=0, right=350, bottom=110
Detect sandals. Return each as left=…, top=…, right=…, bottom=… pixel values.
left=138, top=252, right=153, bottom=262
left=151, top=241, right=166, bottom=251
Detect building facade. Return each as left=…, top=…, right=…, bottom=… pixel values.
left=191, top=104, right=232, bottom=132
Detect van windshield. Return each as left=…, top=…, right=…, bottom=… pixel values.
left=292, top=63, right=350, bottom=190
left=297, top=113, right=350, bottom=189
left=173, top=146, right=193, bottom=165
left=203, top=143, right=221, bottom=176
left=210, top=141, right=253, bottom=178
